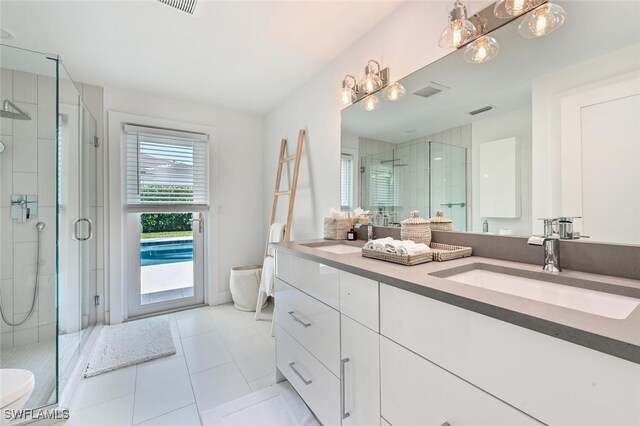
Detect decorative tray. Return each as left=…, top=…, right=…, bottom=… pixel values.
left=430, top=242, right=473, bottom=262
left=361, top=247, right=433, bottom=266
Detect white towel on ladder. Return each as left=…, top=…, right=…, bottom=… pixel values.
left=267, top=223, right=286, bottom=256
left=259, top=256, right=276, bottom=297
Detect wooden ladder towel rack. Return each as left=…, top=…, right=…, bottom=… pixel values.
left=265, top=129, right=305, bottom=257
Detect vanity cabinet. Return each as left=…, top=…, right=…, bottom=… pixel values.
left=381, top=283, right=640, bottom=426
left=275, top=250, right=640, bottom=426
left=380, top=336, right=540, bottom=426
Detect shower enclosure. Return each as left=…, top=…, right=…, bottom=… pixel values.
left=0, top=44, right=98, bottom=411
left=360, top=140, right=467, bottom=230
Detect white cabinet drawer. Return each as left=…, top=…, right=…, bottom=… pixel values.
left=339, top=270, right=379, bottom=332
left=380, top=284, right=640, bottom=426
left=276, top=325, right=340, bottom=426
left=380, top=337, right=541, bottom=426
left=275, top=279, right=340, bottom=375
left=276, top=251, right=340, bottom=309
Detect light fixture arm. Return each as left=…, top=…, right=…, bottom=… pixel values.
left=342, top=74, right=357, bottom=89
left=365, top=59, right=381, bottom=77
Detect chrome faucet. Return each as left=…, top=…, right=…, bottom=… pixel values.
left=355, top=214, right=375, bottom=241
left=528, top=218, right=561, bottom=272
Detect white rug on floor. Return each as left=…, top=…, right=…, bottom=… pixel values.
left=84, top=316, right=175, bottom=377
left=201, top=382, right=319, bottom=426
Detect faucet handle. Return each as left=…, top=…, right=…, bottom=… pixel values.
left=537, top=217, right=559, bottom=237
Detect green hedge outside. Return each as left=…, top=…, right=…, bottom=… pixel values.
left=141, top=212, right=193, bottom=233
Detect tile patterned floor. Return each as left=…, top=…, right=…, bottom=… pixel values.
left=63, top=303, right=275, bottom=426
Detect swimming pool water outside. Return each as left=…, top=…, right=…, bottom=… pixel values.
left=141, top=238, right=194, bottom=267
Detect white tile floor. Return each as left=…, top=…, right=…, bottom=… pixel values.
left=63, top=303, right=275, bottom=426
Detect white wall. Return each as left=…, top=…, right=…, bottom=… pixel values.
left=263, top=1, right=493, bottom=240
left=104, top=88, right=264, bottom=323
left=471, top=106, right=532, bottom=236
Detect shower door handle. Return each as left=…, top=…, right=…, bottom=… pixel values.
left=74, top=218, right=93, bottom=241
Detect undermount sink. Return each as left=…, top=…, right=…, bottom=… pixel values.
left=432, top=264, right=640, bottom=320
left=301, top=242, right=362, bottom=254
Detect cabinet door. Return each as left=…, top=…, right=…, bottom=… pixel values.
left=380, top=336, right=541, bottom=426
left=341, top=314, right=380, bottom=426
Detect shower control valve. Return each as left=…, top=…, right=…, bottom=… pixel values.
left=11, top=194, right=38, bottom=223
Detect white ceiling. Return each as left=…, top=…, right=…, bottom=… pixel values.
left=0, top=0, right=402, bottom=113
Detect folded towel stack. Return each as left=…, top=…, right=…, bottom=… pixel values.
left=363, top=238, right=431, bottom=256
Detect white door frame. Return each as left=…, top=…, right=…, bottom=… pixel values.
left=107, top=111, right=218, bottom=323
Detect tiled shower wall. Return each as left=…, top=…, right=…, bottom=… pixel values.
left=0, top=68, right=58, bottom=349
left=0, top=68, right=104, bottom=349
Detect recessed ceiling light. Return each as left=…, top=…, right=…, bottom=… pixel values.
left=406, top=129, right=417, bottom=134
left=0, top=28, right=15, bottom=40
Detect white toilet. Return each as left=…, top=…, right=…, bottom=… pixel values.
left=0, top=369, right=35, bottom=413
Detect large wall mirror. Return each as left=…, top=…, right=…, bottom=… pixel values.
left=340, top=1, right=640, bottom=245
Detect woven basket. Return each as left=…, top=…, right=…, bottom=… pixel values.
left=324, top=217, right=350, bottom=240
left=362, top=247, right=432, bottom=266
left=401, top=210, right=432, bottom=245
left=430, top=242, right=472, bottom=261
left=429, top=210, right=454, bottom=232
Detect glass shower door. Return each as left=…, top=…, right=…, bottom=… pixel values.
left=57, top=67, right=98, bottom=398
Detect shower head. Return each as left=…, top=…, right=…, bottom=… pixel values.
left=36, top=222, right=46, bottom=231
left=1, top=100, right=31, bottom=120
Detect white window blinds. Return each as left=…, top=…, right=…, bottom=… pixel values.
left=125, top=124, right=208, bottom=208
left=370, top=165, right=395, bottom=207
left=340, top=154, right=353, bottom=210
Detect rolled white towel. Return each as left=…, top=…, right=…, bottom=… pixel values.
left=384, top=240, right=404, bottom=253
left=373, top=242, right=386, bottom=252
left=364, top=237, right=392, bottom=251
left=396, top=241, right=431, bottom=256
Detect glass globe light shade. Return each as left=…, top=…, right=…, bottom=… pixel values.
left=493, top=0, right=539, bottom=18
left=384, top=82, right=406, bottom=101
left=518, top=2, right=566, bottom=38
left=438, top=1, right=476, bottom=49
left=361, top=95, right=379, bottom=112
left=358, top=70, right=383, bottom=94
left=439, top=19, right=476, bottom=49
left=463, top=36, right=500, bottom=64
left=336, top=86, right=356, bottom=106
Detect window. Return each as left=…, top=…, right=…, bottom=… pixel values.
left=125, top=124, right=208, bottom=208
left=370, top=164, right=396, bottom=207
left=340, top=154, right=353, bottom=210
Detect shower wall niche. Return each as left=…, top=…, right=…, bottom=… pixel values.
left=359, top=134, right=469, bottom=231
left=0, top=44, right=104, bottom=411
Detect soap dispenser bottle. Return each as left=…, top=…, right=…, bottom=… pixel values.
left=482, top=220, right=489, bottom=233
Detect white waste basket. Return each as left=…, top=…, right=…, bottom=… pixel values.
left=230, top=265, right=267, bottom=312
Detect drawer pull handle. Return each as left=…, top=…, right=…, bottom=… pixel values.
left=288, top=362, right=312, bottom=385
left=441, top=423, right=450, bottom=426
left=288, top=311, right=311, bottom=328
left=341, top=358, right=350, bottom=420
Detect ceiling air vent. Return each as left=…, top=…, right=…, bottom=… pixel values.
left=468, top=105, right=496, bottom=116
left=157, top=0, right=197, bottom=15
left=413, top=82, right=449, bottom=98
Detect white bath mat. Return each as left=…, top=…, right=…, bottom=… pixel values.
left=200, top=381, right=319, bottom=426
left=84, top=316, right=175, bottom=377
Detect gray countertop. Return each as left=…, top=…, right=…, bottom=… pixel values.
left=273, top=239, right=640, bottom=364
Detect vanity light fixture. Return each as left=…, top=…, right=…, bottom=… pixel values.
left=336, top=59, right=390, bottom=109
left=361, top=95, right=379, bottom=112
left=518, top=1, right=566, bottom=38
left=336, top=75, right=357, bottom=107
left=493, top=0, right=542, bottom=19
left=358, top=60, right=384, bottom=94
left=438, top=1, right=477, bottom=49
left=383, top=82, right=406, bottom=101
